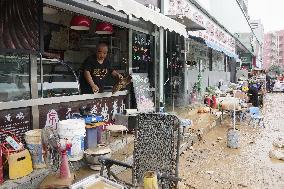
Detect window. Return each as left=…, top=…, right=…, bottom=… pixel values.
left=212, top=51, right=225, bottom=71
left=132, top=31, right=155, bottom=87
left=0, top=54, right=30, bottom=102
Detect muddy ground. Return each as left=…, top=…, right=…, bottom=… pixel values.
left=179, top=93, right=284, bottom=189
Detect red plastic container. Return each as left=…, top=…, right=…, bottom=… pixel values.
left=211, top=95, right=217, bottom=109
left=205, top=97, right=211, bottom=106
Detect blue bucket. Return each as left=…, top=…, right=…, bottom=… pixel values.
left=85, top=127, right=98, bottom=150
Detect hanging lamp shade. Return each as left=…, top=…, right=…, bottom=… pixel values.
left=95, top=22, right=113, bottom=34
left=70, top=16, right=91, bottom=30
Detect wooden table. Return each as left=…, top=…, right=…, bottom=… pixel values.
left=221, top=108, right=248, bottom=124
left=105, top=125, right=128, bottom=144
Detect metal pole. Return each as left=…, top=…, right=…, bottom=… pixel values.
left=159, top=27, right=164, bottom=104
left=233, top=92, right=236, bottom=130
left=40, top=53, right=43, bottom=97
left=175, top=119, right=181, bottom=187
left=30, top=54, right=39, bottom=129
left=128, top=29, right=133, bottom=109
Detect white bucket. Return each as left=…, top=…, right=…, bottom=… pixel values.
left=58, top=119, right=86, bottom=161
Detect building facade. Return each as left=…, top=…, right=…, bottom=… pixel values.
left=263, top=30, right=284, bottom=70
left=237, top=0, right=248, bottom=17
left=191, top=0, right=261, bottom=69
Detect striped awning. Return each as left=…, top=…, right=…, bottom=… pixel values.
left=205, top=40, right=239, bottom=60
left=94, top=0, right=188, bottom=37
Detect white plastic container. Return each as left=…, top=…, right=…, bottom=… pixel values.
left=70, top=175, right=124, bottom=189
left=57, top=119, right=86, bottom=161
left=25, top=129, right=46, bottom=169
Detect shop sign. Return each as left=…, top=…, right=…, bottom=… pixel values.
left=240, top=53, right=252, bottom=65
left=45, top=109, right=59, bottom=130
left=38, top=95, right=127, bottom=128
left=168, top=0, right=236, bottom=55
left=0, top=108, right=31, bottom=144
left=168, top=0, right=205, bottom=28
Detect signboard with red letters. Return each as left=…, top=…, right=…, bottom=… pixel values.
left=168, top=0, right=236, bottom=55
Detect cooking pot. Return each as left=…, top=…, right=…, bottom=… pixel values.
left=84, top=145, right=111, bottom=165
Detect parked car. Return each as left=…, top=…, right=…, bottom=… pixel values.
left=273, top=80, right=284, bottom=92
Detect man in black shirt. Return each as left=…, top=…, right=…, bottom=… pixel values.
left=266, top=73, right=271, bottom=92
left=80, top=43, right=123, bottom=94
left=248, top=83, right=259, bottom=107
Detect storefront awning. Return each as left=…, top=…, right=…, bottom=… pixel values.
left=94, top=0, right=188, bottom=37
left=166, top=0, right=206, bottom=31
left=167, top=15, right=206, bottom=31
left=205, top=40, right=239, bottom=60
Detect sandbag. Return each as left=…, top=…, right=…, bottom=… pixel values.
left=221, top=100, right=241, bottom=111
left=269, top=149, right=284, bottom=161
left=273, top=138, right=284, bottom=148
left=197, top=107, right=210, bottom=113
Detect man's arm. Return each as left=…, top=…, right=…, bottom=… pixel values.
left=111, top=70, right=123, bottom=80
left=84, top=70, right=99, bottom=93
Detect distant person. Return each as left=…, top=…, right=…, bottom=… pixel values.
left=248, top=83, right=259, bottom=107
left=278, top=74, right=284, bottom=81
left=266, top=73, right=271, bottom=92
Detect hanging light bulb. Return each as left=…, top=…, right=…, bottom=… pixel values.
left=70, top=15, right=91, bottom=30
left=95, top=22, right=113, bottom=34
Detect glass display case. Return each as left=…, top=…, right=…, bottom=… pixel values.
left=37, top=58, right=79, bottom=98
left=0, top=54, right=30, bottom=102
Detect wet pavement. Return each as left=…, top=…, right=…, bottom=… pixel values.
left=179, top=93, right=284, bottom=189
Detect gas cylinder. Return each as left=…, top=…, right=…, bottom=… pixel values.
left=211, top=95, right=217, bottom=109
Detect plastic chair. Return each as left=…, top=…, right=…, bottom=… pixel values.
left=248, top=107, right=264, bottom=128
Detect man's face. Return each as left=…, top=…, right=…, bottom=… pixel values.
left=96, top=46, right=108, bottom=61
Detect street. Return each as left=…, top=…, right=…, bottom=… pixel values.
left=179, top=93, right=284, bottom=189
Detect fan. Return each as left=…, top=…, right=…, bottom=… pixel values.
left=42, top=127, right=60, bottom=172
left=41, top=127, right=73, bottom=179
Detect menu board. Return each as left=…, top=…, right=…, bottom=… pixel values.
left=132, top=32, right=152, bottom=73
left=132, top=73, right=155, bottom=112
left=0, top=108, right=31, bottom=144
